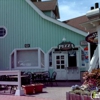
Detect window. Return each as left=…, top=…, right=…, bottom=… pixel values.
left=55, top=55, right=65, bottom=69
left=41, top=50, right=45, bottom=68
left=49, top=52, right=52, bottom=67
left=17, top=50, right=38, bottom=67
left=0, top=27, right=7, bottom=37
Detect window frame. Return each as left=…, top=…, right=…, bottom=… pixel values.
left=10, top=48, right=45, bottom=70
left=0, top=26, right=7, bottom=38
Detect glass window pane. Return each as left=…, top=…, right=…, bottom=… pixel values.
left=61, top=55, right=64, bottom=59
left=49, top=62, right=52, bottom=66
left=56, top=65, right=60, bottom=69
left=56, top=56, right=60, bottom=59
left=61, top=65, right=64, bottom=69
left=17, top=50, right=38, bottom=67
left=61, top=60, right=64, bottom=64
left=49, top=52, right=52, bottom=67
left=0, top=27, right=6, bottom=37
left=56, top=60, right=60, bottom=64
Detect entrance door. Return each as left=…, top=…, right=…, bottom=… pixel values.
left=55, top=54, right=67, bottom=80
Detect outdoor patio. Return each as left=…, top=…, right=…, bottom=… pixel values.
left=0, top=81, right=82, bottom=100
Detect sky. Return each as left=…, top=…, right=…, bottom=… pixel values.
left=42, top=0, right=100, bottom=21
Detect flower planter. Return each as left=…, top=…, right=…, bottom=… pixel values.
left=22, top=84, right=35, bottom=95
left=32, top=83, right=44, bottom=93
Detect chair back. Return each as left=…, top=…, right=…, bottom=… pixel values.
left=51, top=71, right=57, bottom=80
left=21, top=71, right=32, bottom=85
left=25, top=72, right=32, bottom=78
left=44, top=71, right=50, bottom=78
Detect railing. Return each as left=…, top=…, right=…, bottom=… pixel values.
left=0, top=70, right=23, bottom=96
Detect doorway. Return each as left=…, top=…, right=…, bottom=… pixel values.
left=54, top=54, right=67, bottom=80
left=68, top=50, right=77, bottom=67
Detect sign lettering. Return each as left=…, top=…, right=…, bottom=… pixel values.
left=85, top=32, right=98, bottom=44
left=58, top=41, right=75, bottom=50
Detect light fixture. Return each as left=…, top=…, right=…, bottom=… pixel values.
left=62, top=37, right=66, bottom=42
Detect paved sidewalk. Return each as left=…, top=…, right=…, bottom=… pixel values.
left=32, top=81, right=82, bottom=100
left=33, top=87, right=70, bottom=100
left=0, top=95, right=52, bottom=100
left=0, top=81, right=82, bottom=100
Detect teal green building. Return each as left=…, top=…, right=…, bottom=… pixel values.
left=0, top=0, right=87, bottom=80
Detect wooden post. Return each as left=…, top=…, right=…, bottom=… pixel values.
left=15, top=70, right=24, bottom=96
left=18, top=70, right=21, bottom=91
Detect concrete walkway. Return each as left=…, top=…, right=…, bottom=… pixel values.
left=27, top=81, right=82, bottom=100
left=34, top=81, right=82, bottom=100
left=0, top=81, right=82, bottom=100
left=0, top=95, right=52, bottom=100
left=32, top=87, right=70, bottom=100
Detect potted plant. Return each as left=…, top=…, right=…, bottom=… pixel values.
left=32, top=83, right=44, bottom=93
left=22, top=84, right=35, bottom=95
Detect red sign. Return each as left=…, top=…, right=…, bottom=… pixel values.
left=85, top=32, right=98, bottom=44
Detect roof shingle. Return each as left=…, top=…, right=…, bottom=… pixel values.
left=33, top=0, right=57, bottom=11
left=63, top=15, right=96, bottom=33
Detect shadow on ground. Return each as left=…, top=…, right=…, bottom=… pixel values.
left=44, top=80, right=82, bottom=87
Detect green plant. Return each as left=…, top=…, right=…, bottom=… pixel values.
left=82, top=69, right=100, bottom=89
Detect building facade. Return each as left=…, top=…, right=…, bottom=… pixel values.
left=0, top=0, right=87, bottom=80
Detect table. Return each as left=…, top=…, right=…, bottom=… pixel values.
left=34, top=72, right=46, bottom=75
left=66, top=92, right=100, bottom=100
left=32, top=72, right=47, bottom=83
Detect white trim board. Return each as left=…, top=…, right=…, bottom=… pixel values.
left=9, top=47, right=46, bottom=70
left=25, top=0, right=87, bottom=36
